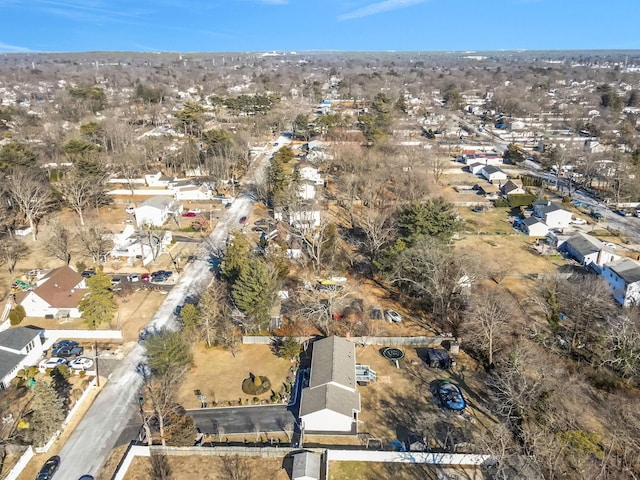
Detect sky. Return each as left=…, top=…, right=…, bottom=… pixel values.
left=0, top=0, right=639, bottom=53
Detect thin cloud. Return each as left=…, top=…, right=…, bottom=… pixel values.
left=0, top=41, right=33, bottom=52
left=339, top=0, right=426, bottom=20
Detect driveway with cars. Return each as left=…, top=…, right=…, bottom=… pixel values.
left=53, top=135, right=290, bottom=480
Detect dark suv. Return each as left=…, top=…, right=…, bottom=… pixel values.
left=36, top=455, right=60, bottom=480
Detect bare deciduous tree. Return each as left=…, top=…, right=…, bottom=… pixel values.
left=144, top=365, right=187, bottom=446
left=464, top=290, right=513, bottom=367
left=355, top=208, right=397, bottom=265
left=0, top=236, right=29, bottom=273
left=5, top=169, right=53, bottom=240
left=76, top=224, right=113, bottom=265
left=57, top=170, right=105, bottom=226
left=45, top=220, right=73, bottom=264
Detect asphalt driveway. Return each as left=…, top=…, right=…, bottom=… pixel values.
left=188, top=404, right=296, bottom=435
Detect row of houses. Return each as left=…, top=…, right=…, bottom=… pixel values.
left=561, top=231, right=640, bottom=306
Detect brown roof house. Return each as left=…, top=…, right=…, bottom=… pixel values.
left=299, top=336, right=360, bottom=434
left=16, top=266, right=88, bottom=319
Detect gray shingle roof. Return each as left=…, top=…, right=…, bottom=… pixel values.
left=140, top=195, right=175, bottom=210
left=606, top=258, right=640, bottom=284
left=0, top=350, right=23, bottom=380
left=292, top=451, right=321, bottom=480
left=308, top=336, right=355, bottom=389
left=565, top=232, right=607, bottom=257
left=482, top=165, right=503, bottom=175
left=0, top=327, right=40, bottom=352
left=299, top=383, right=361, bottom=418
left=300, top=336, right=360, bottom=419
left=522, top=216, right=543, bottom=227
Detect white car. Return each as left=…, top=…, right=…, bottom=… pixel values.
left=127, top=273, right=140, bottom=282
left=384, top=309, right=402, bottom=323
left=69, top=357, right=94, bottom=370
left=125, top=206, right=135, bottom=214
left=187, top=209, right=201, bottom=214
left=570, top=218, right=587, bottom=225
left=40, top=357, right=67, bottom=369
left=603, top=242, right=617, bottom=249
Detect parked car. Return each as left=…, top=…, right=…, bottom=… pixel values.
left=186, top=255, right=197, bottom=263
left=213, top=193, right=226, bottom=199
left=81, top=270, right=96, bottom=278
left=163, top=271, right=173, bottom=277
left=431, top=379, right=466, bottom=411
left=52, top=339, right=78, bottom=350
left=384, top=309, right=402, bottom=323
left=53, top=346, right=84, bottom=358
left=141, top=273, right=150, bottom=282
left=239, top=216, right=248, bottom=224
left=182, top=211, right=197, bottom=217
left=617, top=209, right=628, bottom=217
left=225, top=202, right=232, bottom=209
left=110, top=277, right=122, bottom=286
left=69, top=357, right=94, bottom=370
left=125, top=206, right=135, bottom=214
left=36, top=455, right=60, bottom=480
left=174, top=305, right=183, bottom=316
left=78, top=476, right=94, bottom=480
left=187, top=209, right=201, bottom=214
left=151, top=275, right=168, bottom=283
left=570, top=217, right=587, bottom=225
left=590, top=210, right=604, bottom=220
left=151, top=270, right=166, bottom=277
left=603, top=242, right=618, bottom=249
left=127, top=273, right=140, bottom=282
left=39, top=358, right=67, bottom=369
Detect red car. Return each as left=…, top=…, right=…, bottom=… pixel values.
left=141, top=273, right=150, bottom=282
left=182, top=212, right=197, bottom=217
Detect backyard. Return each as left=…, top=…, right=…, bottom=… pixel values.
left=175, top=344, right=296, bottom=409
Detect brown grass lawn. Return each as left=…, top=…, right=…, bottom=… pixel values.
left=329, top=461, right=483, bottom=480
left=455, top=234, right=566, bottom=276
left=176, top=344, right=295, bottom=409
left=123, top=454, right=290, bottom=480
left=459, top=207, right=514, bottom=235
left=355, top=345, right=497, bottom=446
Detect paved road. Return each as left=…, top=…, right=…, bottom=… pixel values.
left=53, top=135, right=289, bottom=480
left=188, top=405, right=296, bottom=435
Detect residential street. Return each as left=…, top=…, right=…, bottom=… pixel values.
left=52, top=137, right=288, bottom=479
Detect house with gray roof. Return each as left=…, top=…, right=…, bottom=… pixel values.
left=534, top=200, right=572, bottom=229
left=603, top=258, right=640, bottom=306
left=562, top=232, right=620, bottom=269
left=134, top=195, right=182, bottom=227
left=480, top=165, right=508, bottom=183
left=0, top=327, right=43, bottom=388
left=521, top=216, right=549, bottom=237
left=299, top=336, right=360, bottom=434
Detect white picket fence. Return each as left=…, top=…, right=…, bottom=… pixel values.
left=3, top=446, right=34, bottom=480
left=326, top=449, right=493, bottom=465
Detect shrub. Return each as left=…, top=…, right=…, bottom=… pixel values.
left=8, top=305, right=26, bottom=325
left=242, top=373, right=271, bottom=396
left=508, top=194, right=536, bottom=208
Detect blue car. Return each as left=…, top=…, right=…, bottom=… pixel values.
left=431, top=380, right=466, bottom=411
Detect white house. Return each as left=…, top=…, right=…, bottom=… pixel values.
left=481, top=165, right=508, bottom=183
left=299, top=336, right=361, bottom=433
left=173, top=184, right=212, bottom=201
left=534, top=201, right=572, bottom=229
left=110, top=225, right=172, bottom=266
left=521, top=217, right=549, bottom=237
left=298, top=183, right=316, bottom=200
left=290, top=207, right=321, bottom=230
left=0, top=327, right=43, bottom=388
left=145, top=172, right=174, bottom=187
left=467, top=162, right=485, bottom=175
left=562, top=232, right=620, bottom=269
left=16, top=266, right=87, bottom=319
left=134, top=196, right=182, bottom=227
left=603, top=258, right=640, bottom=306
left=298, top=165, right=325, bottom=186
left=501, top=179, right=526, bottom=196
